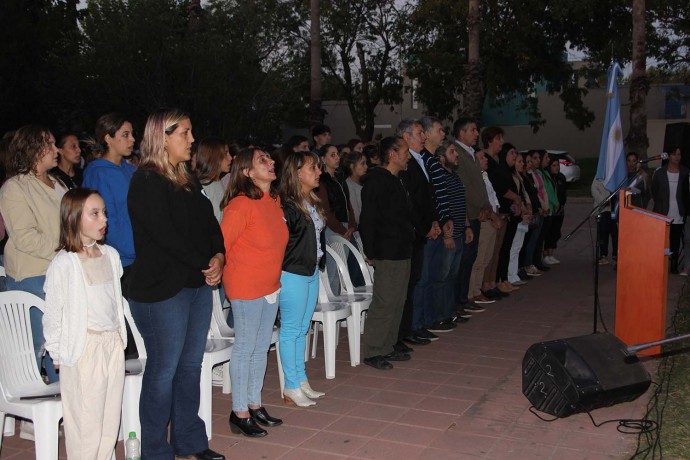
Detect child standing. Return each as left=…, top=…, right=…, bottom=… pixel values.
left=43, top=188, right=127, bottom=460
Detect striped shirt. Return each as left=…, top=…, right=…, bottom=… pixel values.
left=422, top=150, right=453, bottom=227
left=431, top=162, right=468, bottom=239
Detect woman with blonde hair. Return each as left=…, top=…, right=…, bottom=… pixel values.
left=221, top=148, right=288, bottom=437
left=127, top=108, right=225, bottom=460
left=278, top=151, right=327, bottom=407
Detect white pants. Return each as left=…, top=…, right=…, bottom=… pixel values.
left=507, top=225, right=528, bottom=283
left=60, top=330, right=124, bottom=460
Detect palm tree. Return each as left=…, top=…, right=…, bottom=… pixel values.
left=626, top=0, right=649, bottom=157
left=459, top=0, right=483, bottom=122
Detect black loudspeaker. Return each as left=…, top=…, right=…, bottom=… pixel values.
left=522, top=332, right=651, bottom=418
left=664, top=122, right=690, bottom=168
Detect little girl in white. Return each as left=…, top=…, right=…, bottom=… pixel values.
left=43, top=188, right=127, bottom=460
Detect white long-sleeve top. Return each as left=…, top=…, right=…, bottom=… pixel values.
left=43, top=245, right=127, bottom=366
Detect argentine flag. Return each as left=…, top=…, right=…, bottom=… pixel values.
left=595, top=62, right=627, bottom=192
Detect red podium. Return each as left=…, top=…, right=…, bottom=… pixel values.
left=615, top=189, right=672, bottom=356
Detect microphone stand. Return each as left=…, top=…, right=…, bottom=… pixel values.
left=564, top=170, right=642, bottom=333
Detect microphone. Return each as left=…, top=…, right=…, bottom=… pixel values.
left=638, top=152, right=669, bottom=164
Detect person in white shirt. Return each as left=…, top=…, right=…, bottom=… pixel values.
left=43, top=188, right=127, bottom=460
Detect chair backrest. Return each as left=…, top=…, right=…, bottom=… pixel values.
left=123, top=299, right=147, bottom=359
left=0, top=265, right=6, bottom=277
left=210, top=287, right=234, bottom=339
left=327, top=234, right=373, bottom=287
left=0, top=291, right=48, bottom=397
left=324, top=245, right=355, bottom=294
left=352, top=232, right=374, bottom=280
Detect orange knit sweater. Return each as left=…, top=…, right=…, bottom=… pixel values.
left=221, top=193, right=288, bottom=300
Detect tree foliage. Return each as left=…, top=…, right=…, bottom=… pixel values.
left=306, top=0, right=407, bottom=141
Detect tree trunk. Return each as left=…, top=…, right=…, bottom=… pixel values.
left=309, top=0, right=324, bottom=127
left=626, top=0, right=649, bottom=157
left=356, top=42, right=374, bottom=141
left=459, top=0, right=483, bottom=122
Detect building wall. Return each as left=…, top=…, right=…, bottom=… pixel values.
left=323, top=82, right=689, bottom=159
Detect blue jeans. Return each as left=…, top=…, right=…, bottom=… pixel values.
left=278, top=269, right=318, bottom=389
left=230, top=295, right=279, bottom=412
left=412, top=238, right=444, bottom=330
left=6, top=274, right=59, bottom=383
left=129, top=285, right=211, bottom=460
left=456, top=219, right=480, bottom=305
left=434, top=236, right=464, bottom=323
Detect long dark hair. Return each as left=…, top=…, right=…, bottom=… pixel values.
left=279, top=151, right=325, bottom=222
left=221, top=147, right=277, bottom=208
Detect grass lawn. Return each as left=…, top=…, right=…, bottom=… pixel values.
left=633, top=282, right=690, bottom=459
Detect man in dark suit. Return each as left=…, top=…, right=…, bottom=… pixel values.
left=397, top=119, right=441, bottom=347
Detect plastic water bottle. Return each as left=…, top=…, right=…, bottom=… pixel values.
left=125, top=431, right=141, bottom=460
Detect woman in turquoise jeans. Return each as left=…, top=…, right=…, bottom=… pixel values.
left=278, top=151, right=327, bottom=407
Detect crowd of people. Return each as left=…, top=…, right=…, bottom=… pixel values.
left=0, top=112, right=571, bottom=460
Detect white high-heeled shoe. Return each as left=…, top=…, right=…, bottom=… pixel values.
left=283, top=387, right=317, bottom=407
left=300, top=381, right=325, bottom=399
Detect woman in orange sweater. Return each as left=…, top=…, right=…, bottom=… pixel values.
left=220, top=148, right=288, bottom=438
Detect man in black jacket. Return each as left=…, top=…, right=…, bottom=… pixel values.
left=359, top=136, right=415, bottom=370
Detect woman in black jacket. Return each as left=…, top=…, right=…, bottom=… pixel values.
left=278, top=151, right=327, bottom=407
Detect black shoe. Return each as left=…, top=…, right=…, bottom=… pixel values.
left=518, top=268, right=529, bottom=280
left=464, top=304, right=486, bottom=313
left=249, top=407, right=282, bottom=427
left=364, top=355, right=393, bottom=370
left=454, top=316, right=470, bottom=323
left=427, top=321, right=454, bottom=333
left=403, top=335, right=431, bottom=345
left=455, top=310, right=473, bottom=319
left=192, top=449, right=225, bottom=460
left=229, top=411, right=267, bottom=437
left=535, top=264, right=551, bottom=271
left=481, top=289, right=501, bottom=300
left=414, top=328, right=439, bottom=341
left=487, top=288, right=508, bottom=299
left=383, top=350, right=411, bottom=361
left=394, top=341, right=414, bottom=353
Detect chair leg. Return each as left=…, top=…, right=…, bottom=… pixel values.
left=311, top=323, right=320, bottom=359
left=2, top=415, right=14, bottom=436
left=304, top=323, right=312, bottom=363
left=121, top=375, right=142, bottom=443
left=346, top=316, right=357, bottom=368
left=275, top=340, right=285, bottom=398
left=222, top=362, right=231, bottom=394
left=32, top=407, right=60, bottom=460
left=350, top=305, right=362, bottom=366
left=322, top=316, right=337, bottom=379
left=198, top=355, right=213, bottom=440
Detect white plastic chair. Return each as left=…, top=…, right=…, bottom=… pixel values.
left=352, top=232, right=374, bottom=280
left=0, top=291, right=62, bottom=460
left=327, top=234, right=374, bottom=295
left=319, top=248, right=371, bottom=365
left=208, top=289, right=283, bottom=397
left=123, top=296, right=232, bottom=441
left=304, top=251, right=357, bottom=379
left=121, top=300, right=146, bottom=442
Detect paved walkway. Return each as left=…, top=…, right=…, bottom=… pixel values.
left=1, top=200, right=682, bottom=459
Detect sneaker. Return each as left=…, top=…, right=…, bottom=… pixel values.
left=464, top=304, right=486, bottom=313
left=681, top=270, right=689, bottom=277
left=472, top=294, right=496, bottom=304
left=427, top=321, right=455, bottom=333
left=526, top=265, right=543, bottom=277
left=212, top=365, right=224, bottom=386
left=510, top=280, right=527, bottom=286
left=518, top=268, right=529, bottom=280
left=455, top=311, right=473, bottom=319
left=598, top=257, right=609, bottom=265
left=414, top=328, right=439, bottom=341
left=548, top=256, right=561, bottom=264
